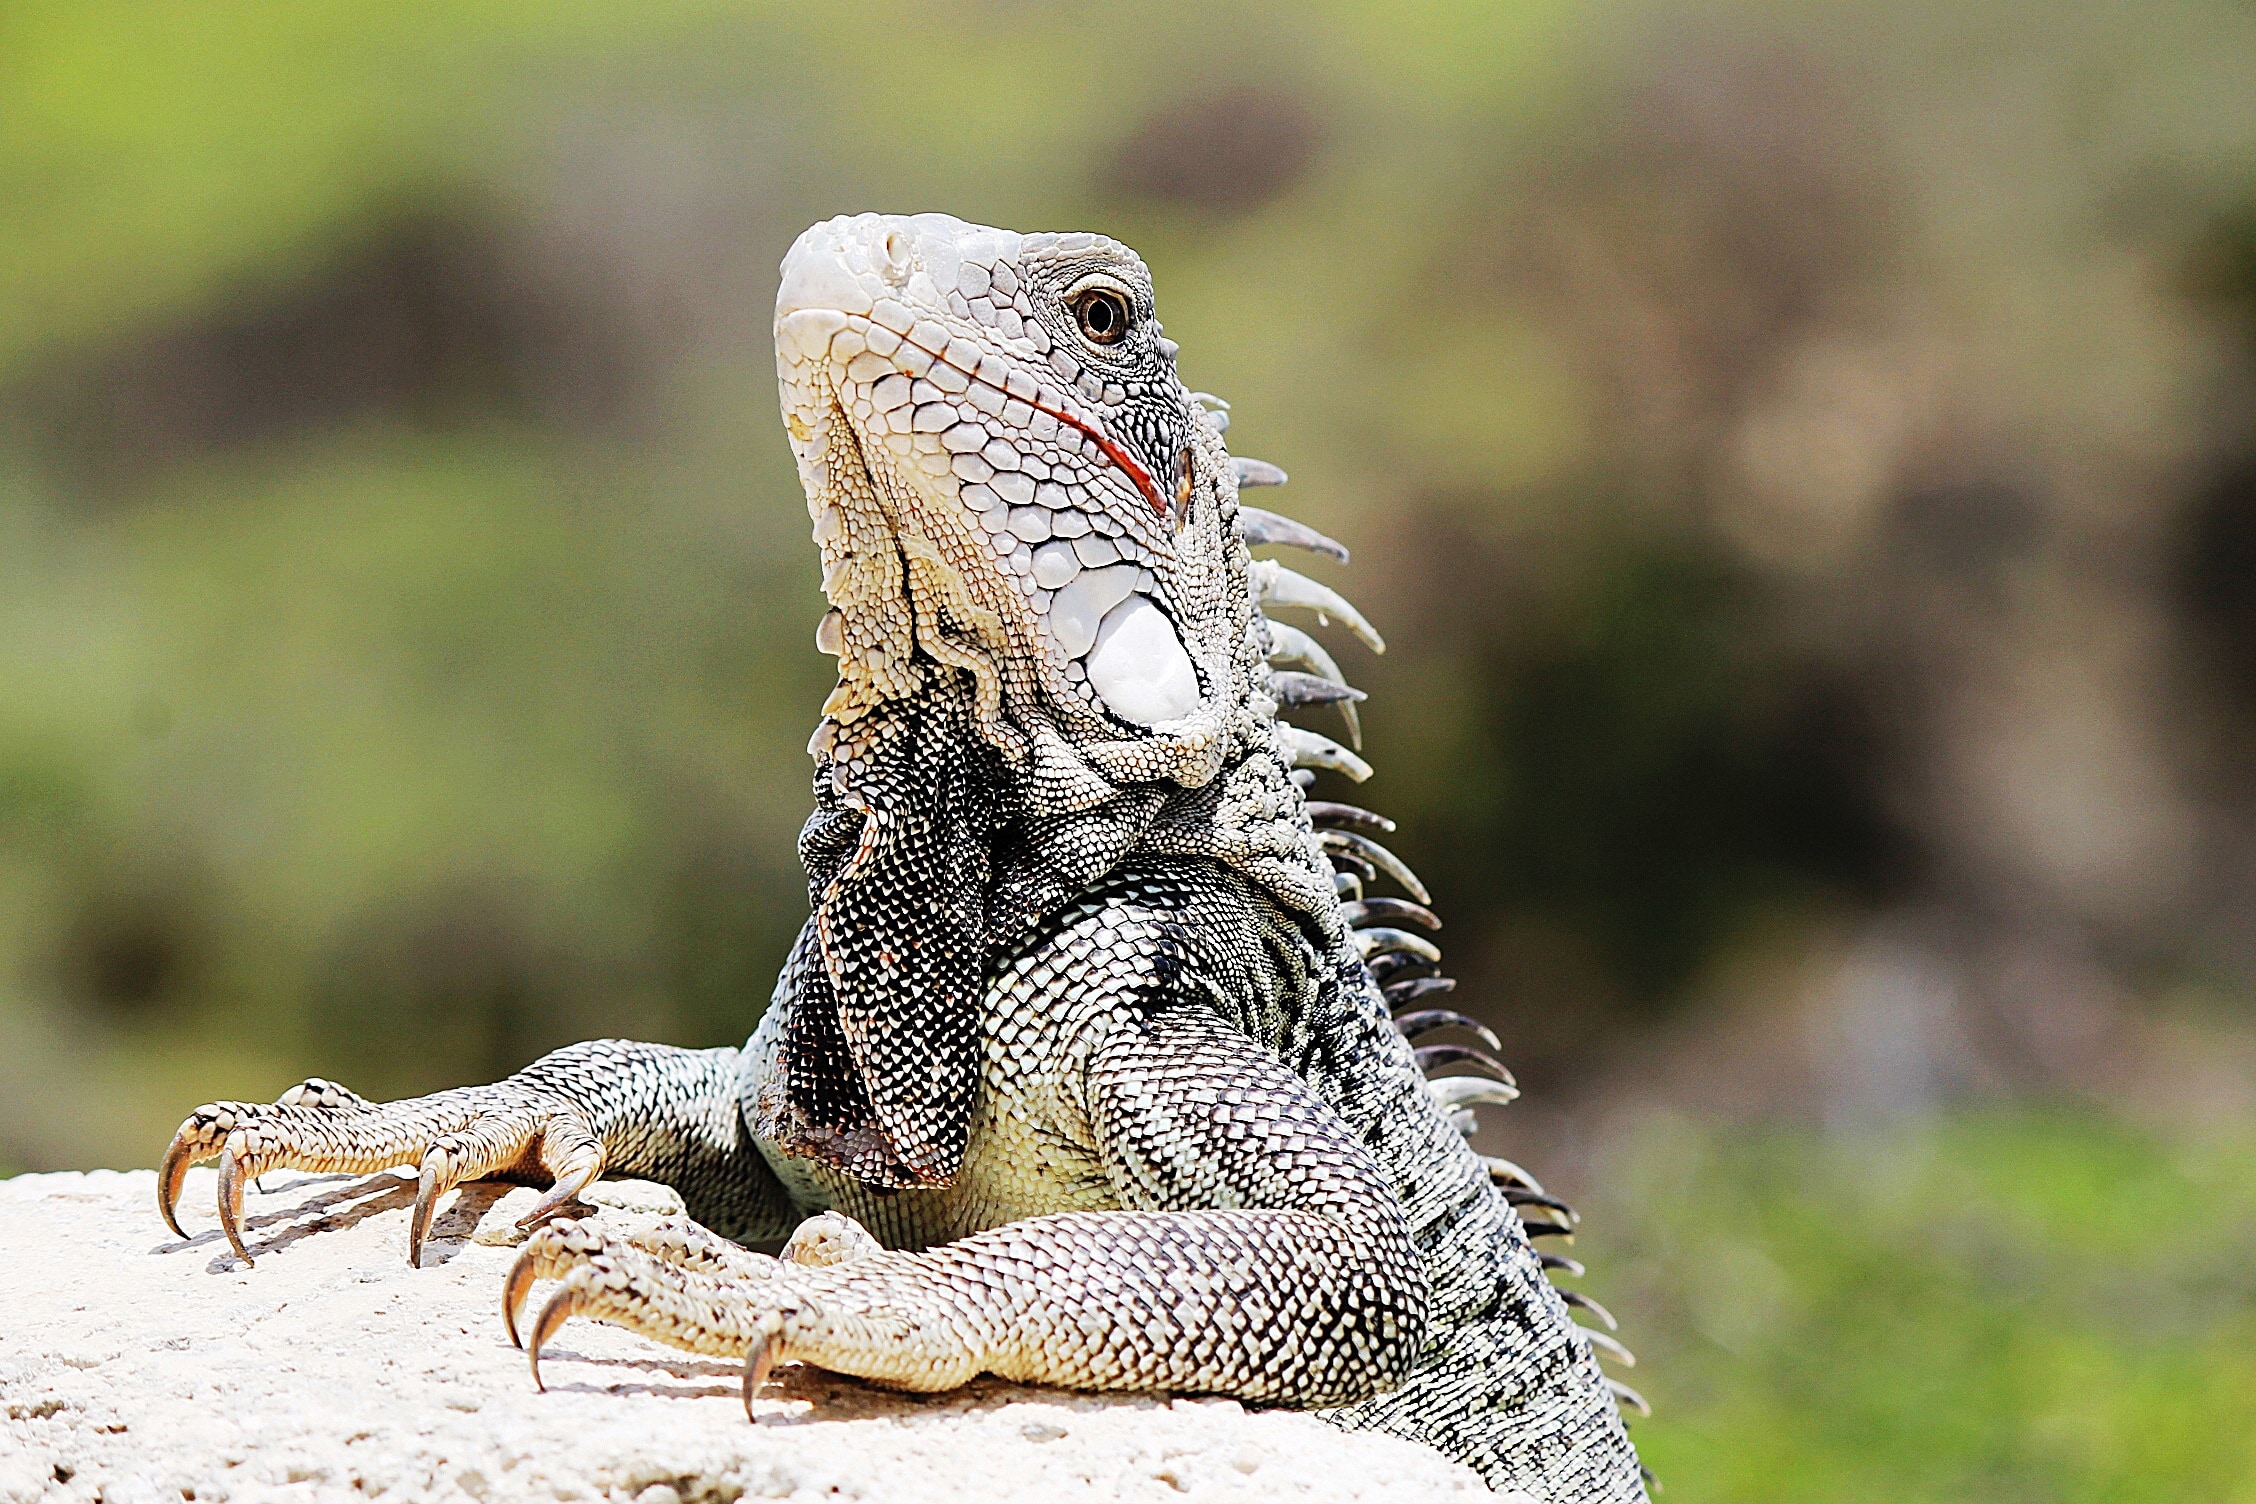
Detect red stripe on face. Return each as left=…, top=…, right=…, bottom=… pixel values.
left=1024, top=396, right=1169, bottom=519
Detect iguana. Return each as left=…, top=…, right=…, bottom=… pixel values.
left=156, top=214, right=1649, bottom=1500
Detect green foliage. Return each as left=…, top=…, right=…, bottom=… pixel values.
left=1599, top=1112, right=2256, bottom=1502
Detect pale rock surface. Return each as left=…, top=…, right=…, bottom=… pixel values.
left=0, top=1170, right=1499, bottom=1504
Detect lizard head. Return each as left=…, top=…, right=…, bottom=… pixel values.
left=775, top=212, right=1255, bottom=800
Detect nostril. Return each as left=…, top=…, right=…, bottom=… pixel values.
left=883, top=228, right=914, bottom=278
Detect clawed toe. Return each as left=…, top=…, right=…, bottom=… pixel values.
left=503, top=1218, right=607, bottom=1346
left=215, top=1134, right=256, bottom=1264
left=521, top=1273, right=775, bottom=1417
left=526, top=1286, right=584, bottom=1392
left=742, top=1332, right=775, bottom=1419
left=505, top=1239, right=795, bottom=1417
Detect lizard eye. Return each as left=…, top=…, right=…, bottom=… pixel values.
left=1072, top=287, right=1132, bottom=346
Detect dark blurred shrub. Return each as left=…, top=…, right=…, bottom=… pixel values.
left=1105, top=85, right=1326, bottom=215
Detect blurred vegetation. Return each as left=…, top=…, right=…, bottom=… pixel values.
left=1596, top=1111, right=2256, bottom=1502
left=7, top=0, right=2256, bottom=1496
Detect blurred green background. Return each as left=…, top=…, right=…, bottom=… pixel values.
left=7, top=1, right=2256, bottom=1496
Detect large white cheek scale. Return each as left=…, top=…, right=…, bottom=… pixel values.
left=1048, top=563, right=1140, bottom=659
left=1085, top=595, right=1201, bottom=726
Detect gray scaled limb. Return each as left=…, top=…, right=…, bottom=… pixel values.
left=159, top=1041, right=796, bottom=1265
left=507, top=1001, right=1427, bottom=1405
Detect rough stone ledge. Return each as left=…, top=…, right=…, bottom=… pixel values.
left=0, top=1170, right=1492, bottom=1503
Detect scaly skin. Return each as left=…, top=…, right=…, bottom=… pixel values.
left=158, top=215, right=1648, bottom=1500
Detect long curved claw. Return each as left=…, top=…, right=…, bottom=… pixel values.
left=741, top=1332, right=775, bottom=1421
left=409, top=1148, right=469, bottom=1270
left=513, top=1174, right=595, bottom=1234
left=516, top=1128, right=604, bottom=1231
left=158, top=1133, right=199, bottom=1239
left=215, top=1137, right=255, bottom=1266
left=503, top=1249, right=542, bottom=1349
left=528, top=1288, right=582, bottom=1392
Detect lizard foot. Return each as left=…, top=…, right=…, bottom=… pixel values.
left=159, top=1081, right=606, bottom=1268
left=502, top=1215, right=786, bottom=1346
left=508, top=1212, right=916, bottom=1415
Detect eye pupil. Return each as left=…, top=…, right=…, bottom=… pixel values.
left=1075, top=289, right=1129, bottom=345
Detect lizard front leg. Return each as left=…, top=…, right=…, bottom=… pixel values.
left=159, top=1040, right=792, bottom=1265
left=515, top=1006, right=1428, bottom=1408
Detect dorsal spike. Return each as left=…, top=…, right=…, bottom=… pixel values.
left=1270, top=670, right=1364, bottom=748
left=1317, top=829, right=1430, bottom=904
left=1265, top=620, right=1344, bottom=677
left=1280, top=725, right=1372, bottom=782
left=1427, top=1075, right=1521, bottom=1111
left=1391, top=1008, right=1499, bottom=1052
left=1264, top=623, right=1360, bottom=746
left=1383, top=975, right=1457, bottom=1008
left=1239, top=505, right=1349, bottom=563
left=1559, top=1289, right=1617, bottom=1331
left=1482, top=1155, right=1545, bottom=1195
left=1230, top=455, right=1287, bottom=487
left=1340, top=896, right=1440, bottom=932
left=1414, top=1043, right=1515, bottom=1086
left=1583, top=1330, right=1636, bottom=1368
left=1354, top=928, right=1442, bottom=965
left=1269, top=670, right=1366, bottom=707
left=1251, top=561, right=1384, bottom=653
left=1328, top=847, right=1376, bottom=883
left=1305, top=800, right=1395, bottom=834
left=1368, top=951, right=1437, bottom=986
left=1506, top=1187, right=1579, bottom=1226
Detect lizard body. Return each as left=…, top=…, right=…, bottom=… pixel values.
left=158, top=215, right=1648, bottom=1500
